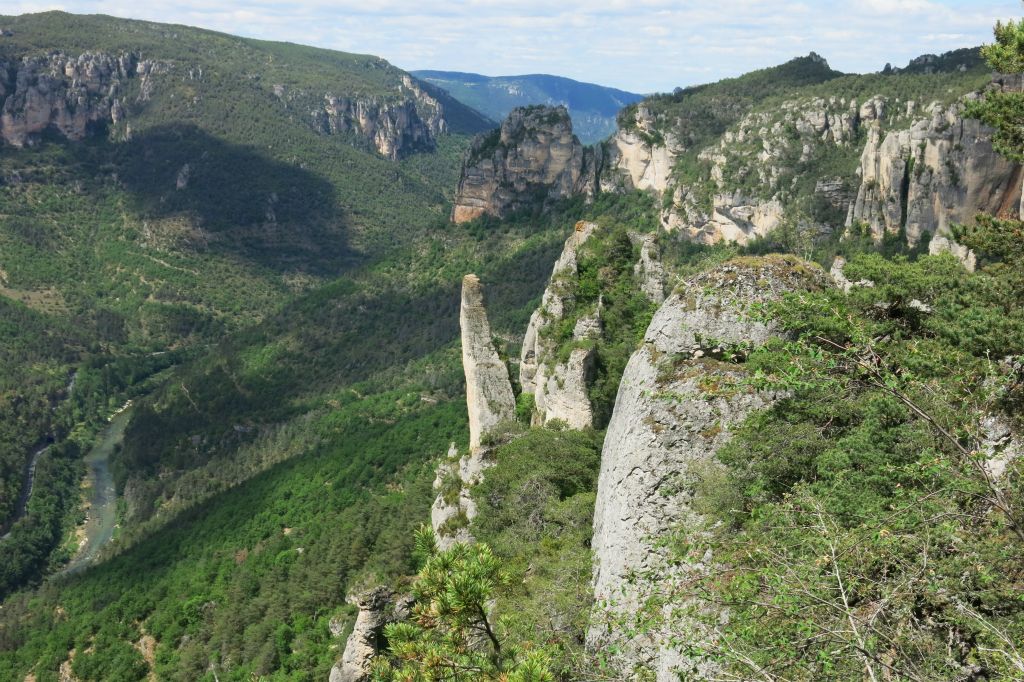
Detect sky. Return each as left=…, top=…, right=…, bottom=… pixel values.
left=4, top=0, right=1021, bottom=93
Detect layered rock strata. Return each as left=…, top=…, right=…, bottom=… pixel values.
left=848, top=99, right=1021, bottom=246
left=316, top=75, right=447, bottom=160
left=451, top=106, right=599, bottom=222
left=0, top=51, right=158, bottom=146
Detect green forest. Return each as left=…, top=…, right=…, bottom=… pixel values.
left=1, top=8, right=1022, bottom=682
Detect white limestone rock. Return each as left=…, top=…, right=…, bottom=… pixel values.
left=588, top=255, right=830, bottom=680
left=329, top=588, right=411, bottom=682
left=632, top=232, right=666, bottom=303
left=849, top=101, right=1022, bottom=249
left=460, top=274, right=516, bottom=451
left=0, top=51, right=157, bottom=146
left=532, top=347, right=596, bottom=430
left=519, top=221, right=598, bottom=395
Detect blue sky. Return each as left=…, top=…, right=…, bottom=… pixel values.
left=6, top=0, right=1021, bottom=92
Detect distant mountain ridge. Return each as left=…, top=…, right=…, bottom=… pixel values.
left=411, top=70, right=643, bottom=143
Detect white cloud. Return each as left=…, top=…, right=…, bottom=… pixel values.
left=3, top=0, right=1020, bottom=92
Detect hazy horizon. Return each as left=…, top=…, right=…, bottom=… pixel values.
left=2, top=1, right=1021, bottom=99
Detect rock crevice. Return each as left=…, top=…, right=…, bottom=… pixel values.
left=848, top=99, right=1022, bottom=247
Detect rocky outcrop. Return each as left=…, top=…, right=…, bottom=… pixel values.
left=329, top=587, right=411, bottom=682
left=461, top=274, right=516, bottom=450
left=451, top=106, right=598, bottom=222
left=829, top=255, right=874, bottom=293
left=316, top=75, right=447, bottom=160
left=849, top=99, right=1022, bottom=246
left=431, top=275, right=516, bottom=549
left=603, top=105, right=677, bottom=193
left=659, top=95, right=871, bottom=245
left=588, top=255, right=829, bottom=680
left=0, top=51, right=156, bottom=147
left=632, top=232, right=666, bottom=303
left=519, top=221, right=599, bottom=428
left=533, top=346, right=597, bottom=429
left=982, top=414, right=1022, bottom=480
left=430, top=443, right=476, bottom=550
left=666, top=189, right=786, bottom=245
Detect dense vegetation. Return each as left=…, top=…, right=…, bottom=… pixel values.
left=2, top=9, right=1020, bottom=681
left=610, top=26, right=1024, bottom=680
left=0, top=9, right=488, bottom=595
left=370, top=529, right=557, bottom=681
left=0, top=183, right=660, bottom=678
left=670, top=234, right=1024, bottom=679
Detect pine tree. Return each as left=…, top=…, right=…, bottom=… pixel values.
left=965, top=18, right=1024, bottom=162
left=370, top=527, right=554, bottom=681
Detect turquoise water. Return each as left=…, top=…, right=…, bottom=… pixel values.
left=63, top=409, right=131, bottom=574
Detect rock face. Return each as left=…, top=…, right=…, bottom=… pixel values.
left=632, top=232, right=667, bottom=303
left=0, top=51, right=155, bottom=147
left=588, top=255, right=829, bottom=679
left=315, top=75, right=447, bottom=160
left=661, top=95, right=867, bottom=245
left=849, top=100, right=1022, bottom=245
left=982, top=414, right=1022, bottom=480
left=430, top=443, right=477, bottom=550
left=451, top=106, right=598, bottom=222
left=461, top=274, right=516, bottom=450
left=519, top=221, right=599, bottom=428
left=613, top=85, right=1016, bottom=250
left=533, top=346, right=597, bottom=429
left=603, top=105, right=677, bottom=193
left=431, top=275, right=516, bottom=550
left=329, top=587, right=410, bottom=682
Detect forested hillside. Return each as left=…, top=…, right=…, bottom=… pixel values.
left=1, top=9, right=1022, bottom=682
left=0, top=10, right=490, bottom=599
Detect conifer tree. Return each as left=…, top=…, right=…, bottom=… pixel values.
left=370, top=527, right=554, bottom=681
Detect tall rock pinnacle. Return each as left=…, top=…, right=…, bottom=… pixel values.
left=460, top=274, right=516, bottom=450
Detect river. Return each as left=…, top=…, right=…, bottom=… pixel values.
left=62, top=408, right=131, bottom=574
left=0, top=371, right=76, bottom=540
left=0, top=443, right=50, bottom=540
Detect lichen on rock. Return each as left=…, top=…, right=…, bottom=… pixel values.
left=587, top=255, right=830, bottom=680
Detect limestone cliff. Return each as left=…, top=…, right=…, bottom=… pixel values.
left=660, top=94, right=872, bottom=244
left=602, top=104, right=677, bottom=193
left=314, top=75, right=448, bottom=160
left=451, top=106, right=598, bottom=223
left=329, top=587, right=411, bottom=682
left=431, top=275, right=515, bottom=549
left=519, top=221, right=599, bottom=428
left=0, top=51, right=159, bottom=146
left=461, top=274, right=516, bottom=450
left=588, top=255, right=829, bottom=679
left=848, top=99, right=1022, bottom=246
